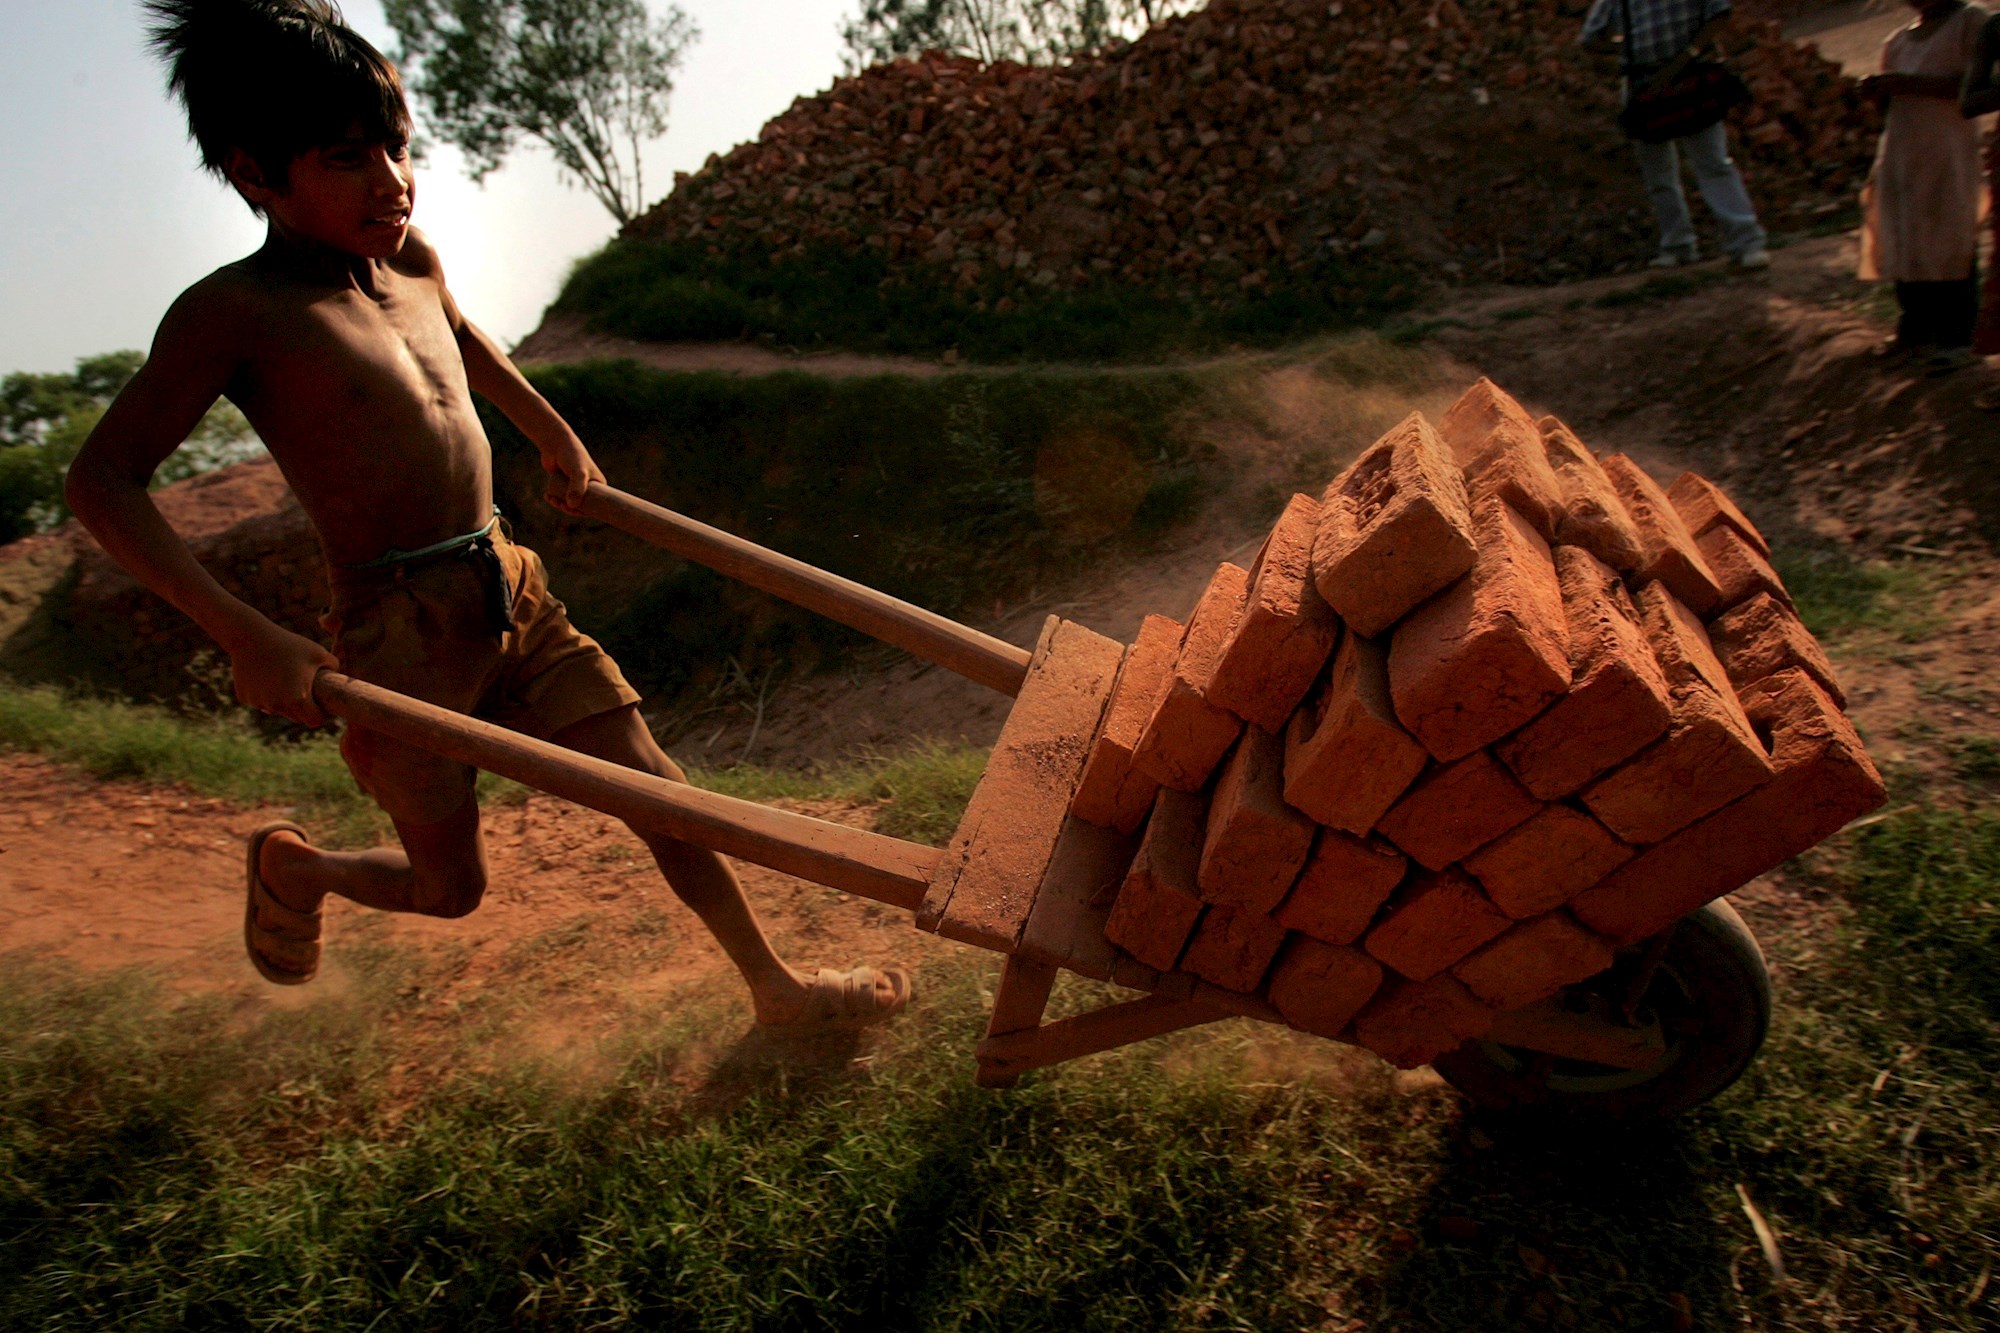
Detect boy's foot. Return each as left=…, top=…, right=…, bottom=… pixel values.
left=759, top=966, right=912, bottom=1033
left=1648, top=248, right=1695, bottom=270
left=244, top=822, right=322, bottom=985
left=1923, top=346, right=1978, bottom=377
left=1734, top=247, right=1771, bottom=271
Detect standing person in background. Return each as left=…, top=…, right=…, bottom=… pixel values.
left=1962, top=6, right=2000, bottom=390
left=1859, top=0, right=1991, bottom=374
left=1581, top=0, right=1772, bottom=270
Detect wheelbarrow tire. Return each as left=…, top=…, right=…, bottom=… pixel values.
left=1432, top=899, right=1771, bottom=1126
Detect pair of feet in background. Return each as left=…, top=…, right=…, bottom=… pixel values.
left=1649, top=245, right=1770, bottom=271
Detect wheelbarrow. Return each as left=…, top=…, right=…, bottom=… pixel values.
left=309, top=478, right=1794, bottom=1124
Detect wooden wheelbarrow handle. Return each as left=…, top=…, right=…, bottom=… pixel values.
left=312, top=672, right=937, bottom=911
left=576, top=482, right=1032, bottom=699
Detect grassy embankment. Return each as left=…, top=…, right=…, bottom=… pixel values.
left=552, top=237, right=1419, bottom=365
left=1, top=546, right=1997, bottom=1329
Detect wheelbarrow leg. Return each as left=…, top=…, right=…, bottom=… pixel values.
left=976, top=956, right=1059, bottom=1089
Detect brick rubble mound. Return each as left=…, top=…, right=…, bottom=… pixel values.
left=632, top=0, right=1877, bottom=299
left=951, top=376, right=1884, bottom=1070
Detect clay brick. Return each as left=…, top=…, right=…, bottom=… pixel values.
left=1198, top=726, right=1318, bottom=914
left=1464, top=803, right=1634, bottom=918
left=1266, top=937, right=1384, bottom=1038
left=1284, top=631, right=1429, bottom=834
left=1539, top=417, right=1646, bottom=573
left=1275, top=829, right=1408, bottom=945
left=1453, top=913, right=1616, bottom=1010
left=1708, top=592, right=1846, bottom=708
left=1179, top=903, right=1289, bottom=993
left=921, top=618, right=1124, bottom=949
left=1311, top=413, right=1478, bottom=637
left=1696, top=525, right=1791, bottom=614
left=1635, top=578, right=1743, bottom=704
left=1071, top=613, right=1180, bottom=833
left=1364, top=869, right=1515, bottom=980
left=1669, top=471, right=1771, bottom=558
left=1208, top=494, right=1342, bottom=732
left=1436, top=378, right=1566, bottom=539
left=1495, top=546, right=1674, bottom=799
left=1103, top=788, right=1208, bottom=971
left=1573, top=669, right=1886, bottom=944
left=1352, top=975, right=1497, bottom=1069
left=1132, top=563, right=1249, bottom=791
left=1389, top=498, right=1572, bottom=761
left=1601, top=453, right=1724, bottom=615
left=1376, top=749, right=1541, bottom=871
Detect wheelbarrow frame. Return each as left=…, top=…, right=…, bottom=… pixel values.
left=309, top=482, right=1718, bottom=1095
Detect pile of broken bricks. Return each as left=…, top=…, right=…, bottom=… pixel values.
left=1045, top=378, right=1888, bottom=1070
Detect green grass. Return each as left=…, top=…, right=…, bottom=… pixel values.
left=0, top=679, right=986, bottom=850
left=553, top=237, right=1420, bottom=365
left=1771, top=544, right=1946, bottom=644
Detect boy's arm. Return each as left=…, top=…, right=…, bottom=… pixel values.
left=64, top=287, right=337, bottom=726
left=414, top=233, right=604, bottom=515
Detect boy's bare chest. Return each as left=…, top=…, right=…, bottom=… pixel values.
left=245, top=282, right=467, bottom=418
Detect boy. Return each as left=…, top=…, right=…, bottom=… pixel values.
left=65, top=0, right=909, bottom=1030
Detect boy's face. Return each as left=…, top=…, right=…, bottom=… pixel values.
left=235, top=126, right=415, bottom=260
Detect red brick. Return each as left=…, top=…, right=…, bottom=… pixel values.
left=1573, top=669, right=1886, bottom=944
left=1311, top=413, right=1478, bottom=637
left=1539, top=418, right=1646, bottom=574
left=1207, top=494, right=1342, bottom=732
left=1133, top=563, right=1248, bottom=791
left=1708, top=592, right=1846, bottom=708
left=1352, top=975, right=1497, bottom=1069
left=1696, top=525, right=1791, bottom=614
left=1580, top=584, right=1774, bottom=843
left=1389, top=498, right=1572, bottom=761
left=1375, top=750, right=1542, bottom=871
left=1453, top=913, right=1616, bottom=1010
left=1275, top=829, right=1408, bottom=944
left=1495, top=546, right=1674, bottom=799
left=1071, top=614, right=1180, bottom=833
left=1103, top=788, right=1208, bottom=970
left=1266, top=937, right=1384, bottom=1038
left=1363, top=869, right=1515, bottom=980
left=1668, top=471, right=1771, bottom=558
left=1464, top=803, right=1633, bottom=918
left=1198, top=726, right=1318, bottom=913
left=1285, top=631, right=1429, bottom=834
left=1179, top=903, right=1289, bottom=992
left=1436, top=378, right=1566, bottom=539
left=1601, top=454, right=1724, bottom=615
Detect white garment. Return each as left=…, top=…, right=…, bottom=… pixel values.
left=1859, top=2, right=1991, bottom=282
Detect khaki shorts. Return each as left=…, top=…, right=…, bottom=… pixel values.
left=322, top=525, right=642, bottom=825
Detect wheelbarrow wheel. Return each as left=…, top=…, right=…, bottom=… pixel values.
left=1432, top=899, right=1771, bottom=1125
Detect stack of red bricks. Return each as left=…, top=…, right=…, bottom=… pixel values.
left=1079, top=379, right=1882, bottom=1068
left=631, top=0, right=1877, bottom=298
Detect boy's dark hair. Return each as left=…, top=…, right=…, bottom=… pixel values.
left=145, top=0, right=411, bottom=209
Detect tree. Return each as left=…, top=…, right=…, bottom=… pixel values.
left=0, top=351, right=258, bottom=544
left=384, top=0, right=699, bottom=227
left=840, top=0, right=1189, bottom=68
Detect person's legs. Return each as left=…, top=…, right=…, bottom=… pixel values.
left=1939, top=271, right=1979, bottom=350
left=548, top=704, right=903, bottom=1027
left=1681, top=121, right=1767, bottom=259
left=1894, top=281, right=1934, bottom=349
left=1634, top=137, right=1697, bottom=261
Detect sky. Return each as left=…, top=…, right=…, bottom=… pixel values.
left=0, top=0, right=856, bottom=375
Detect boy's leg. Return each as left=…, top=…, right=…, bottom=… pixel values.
left=548, top=704, right=905, bottom=1028
left=259, top=791, right=491, bottom=920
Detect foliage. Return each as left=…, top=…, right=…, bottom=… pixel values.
left=841, top=0, right=1192, bottom=66
left=0, top=351, right=260, bottom=544
left=384, top=0, right=699, bottom=225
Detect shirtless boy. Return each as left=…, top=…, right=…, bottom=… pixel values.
left=65, top=0, right=909, bottom=1031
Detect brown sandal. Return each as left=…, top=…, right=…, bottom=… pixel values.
left=244, top=822, right=320, bottom=985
